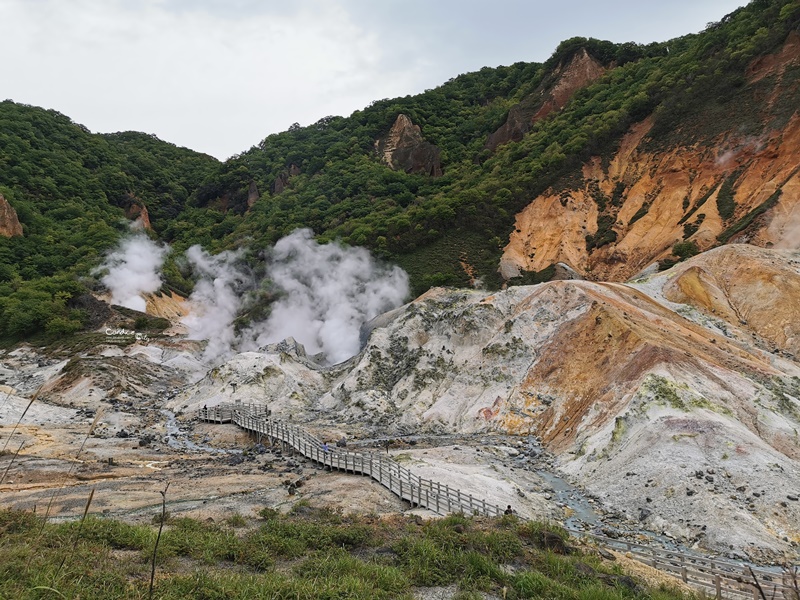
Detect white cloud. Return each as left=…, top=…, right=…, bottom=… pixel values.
left=0, top=0, right=415, bottom=159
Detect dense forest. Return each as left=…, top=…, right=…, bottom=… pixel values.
left=1, top=0, right=799, bottom=340
left=0, top=103, right=218, bottom=338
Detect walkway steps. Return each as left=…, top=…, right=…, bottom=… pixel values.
left=200, top=402, right=797, bottom=600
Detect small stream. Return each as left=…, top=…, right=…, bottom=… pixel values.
left=535, top=469, right=603, bottom=530
left=161, top=409, right=240, bottom=454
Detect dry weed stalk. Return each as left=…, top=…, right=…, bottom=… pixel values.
left=1, top=391, right=38, bottom=453
left=25, top=409, right=104, bottom=574
left=39, top=408, right=103, bottom=530
left=149, top=482, right=170, bottom=600
left=0, top=440, right=24, bottom=484
left=55, top=487, right=96, bottom=576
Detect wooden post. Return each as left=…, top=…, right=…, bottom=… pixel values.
left=714, top=574, right=721, bottom=599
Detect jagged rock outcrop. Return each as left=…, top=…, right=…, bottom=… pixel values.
left=247, top=180, right=259, bottom=208
left=502, top=35, right=800, bottom=282
left=375, top=114, right=442, bottom=176
left=120, top=194, right=152, bottom=230
left=273, top=173, right=289, bottom=195
left=487, top=48, right=606, bottom=151
left=272, top=164, right=301, bottom=194
left=0, top=194, right=23, bottom=237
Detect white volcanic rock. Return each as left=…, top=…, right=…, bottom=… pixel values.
left=168, top=340, right=333, bottom=420
left=308, top=245, right=800, bottom=559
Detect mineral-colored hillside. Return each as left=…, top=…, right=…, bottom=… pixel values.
left=172, top=244, right=800, bottom=560
left=3, top=245, right=799, bottom=563
left=501, top=34, right=800, bottom=283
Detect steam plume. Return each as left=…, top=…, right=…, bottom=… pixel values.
left=96, top=234, right=166, bottom=311
left=182, top=246, right=251, bottom=362
left=180, top=229, right=409, bottom=365
left=255, top=229, right=409, bottom=364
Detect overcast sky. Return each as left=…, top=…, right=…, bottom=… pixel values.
left=1, top=0, right=746, bottom=160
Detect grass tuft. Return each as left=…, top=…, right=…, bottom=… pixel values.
left=0, top=508, right=698, bottom=600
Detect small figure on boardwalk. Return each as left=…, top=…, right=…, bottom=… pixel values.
left=322, top=442, right=329, bottom=453
left=504, top=505, right=514, bottom=515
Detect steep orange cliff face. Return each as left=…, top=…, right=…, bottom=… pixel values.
left=502, top=35, right=800, bottom=282
left=118, top=193, right=153, bottom=230
left=144, top=291, right=190, bottom=321
left=0, top=194, right=23, bottom=237
left=125, top=201, right=152, bottom=231
left=503, top=113, right=800, bottom=281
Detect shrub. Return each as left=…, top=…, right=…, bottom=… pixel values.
left=672, top=240, right=699, bottom=260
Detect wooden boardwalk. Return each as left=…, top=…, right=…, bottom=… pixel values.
left=201, top=403, right=506, bottom=518
left=200, top=402, right=797, bottom=600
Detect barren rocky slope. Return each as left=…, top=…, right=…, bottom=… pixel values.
left=168, top=244, right=800, bottom=561
left=2, top=244, right=799, bottom=565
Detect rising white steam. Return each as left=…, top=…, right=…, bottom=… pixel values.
left=96, top=234, right=167, bottom=311
left=255, top=229, right=409, bottom=365
left=182, top=246, right=251, bottom=362
left=179, top=229, right=409, bottom=365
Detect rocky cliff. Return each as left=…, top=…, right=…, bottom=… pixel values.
left=122, top=196, right=152, bottom=230
left=487, top=48, right=606, bottom=151
left=174, top=244, right=800, bottom=560
left=0, top=194, right=23, bottom=237
left=501, top=34, right=800, bottom=282
left=272, top=164, right=300, bottom=195
left=375, top=114, right=443, bottom=176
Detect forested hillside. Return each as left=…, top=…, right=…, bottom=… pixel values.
left=172, top=0, right=799, bottom=293
left=1, top=0, right=799, bottom=340
left=0, top=102, right=218, bottom=338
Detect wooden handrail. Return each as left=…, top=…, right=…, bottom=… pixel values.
left=206, top=402, right=509, bottom=519
left=200, top=403, right=795, bottom=599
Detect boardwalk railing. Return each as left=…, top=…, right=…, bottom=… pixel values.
left=201, top=403, right=507, bottom=518
left=199, top=403, right=797, bottom=600
left=576, top=532, right=797, bottom=600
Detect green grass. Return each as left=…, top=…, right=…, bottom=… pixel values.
left=0, top=507, right=697, bottom=599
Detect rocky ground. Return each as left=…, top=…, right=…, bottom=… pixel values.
left=2, top=246, right=799, bottom=568
left=1, top=338, right=795, bottom=566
